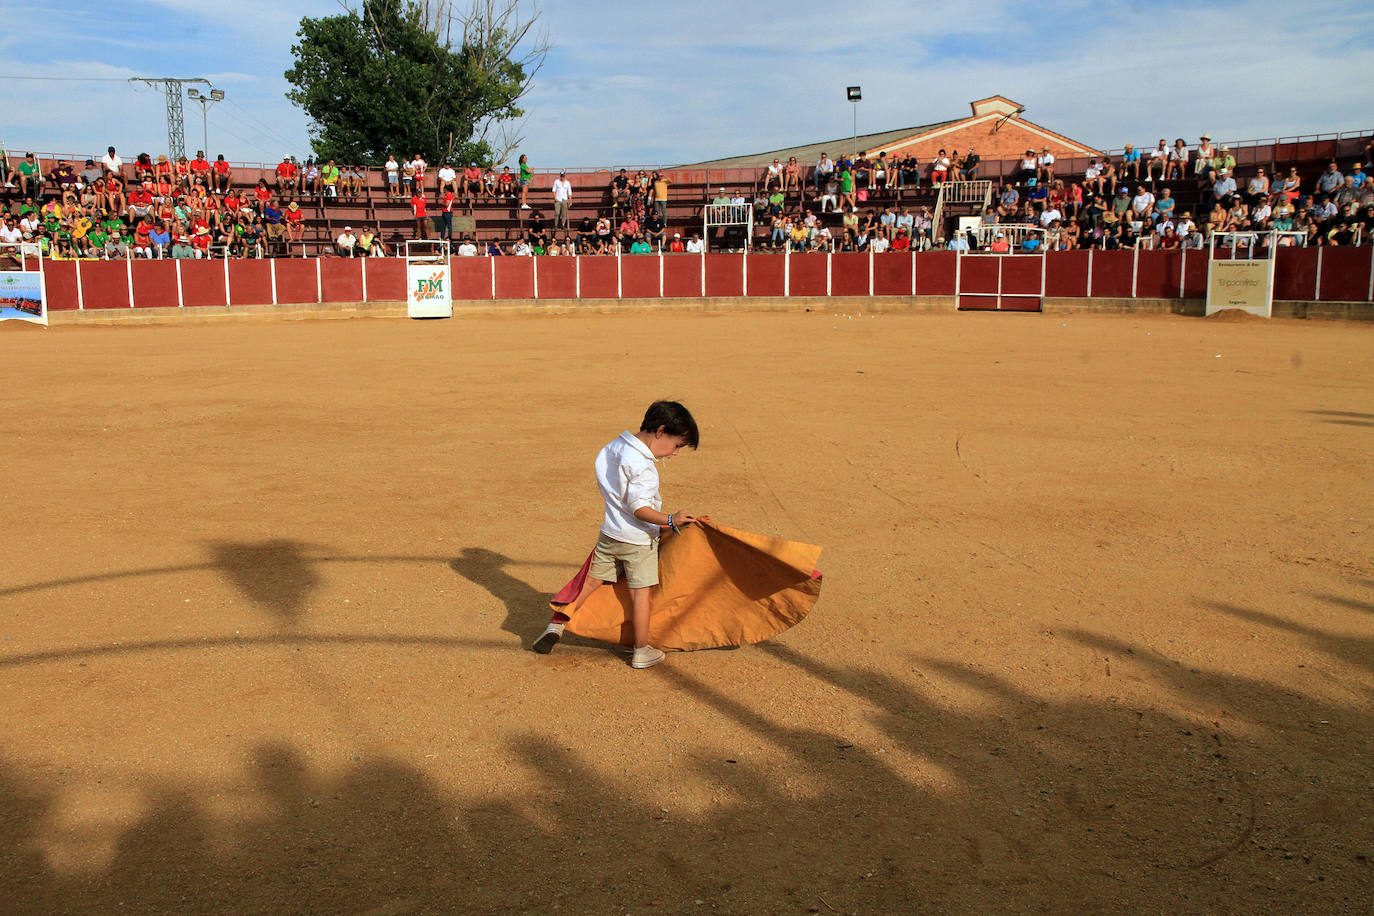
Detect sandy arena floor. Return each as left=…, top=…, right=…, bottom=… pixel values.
left=1, top=309, right=1372, bottom=914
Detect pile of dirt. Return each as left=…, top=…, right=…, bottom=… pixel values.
left=1206, top=308, right=1264, bottom=321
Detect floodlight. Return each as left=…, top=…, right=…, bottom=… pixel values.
left=210, top=89, right=225, bottom=100
left=846, top=86, right=862, bottom=101
left=187, top=88, right=201, bottom=99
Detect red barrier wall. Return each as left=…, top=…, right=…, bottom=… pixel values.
left=620, top=256, right=661, bottom=298
left=1090, top=250, right=1134, bottom=298
left=1181, top=250, right=1208, bottom=299
left=450, top=256, right=493, bottom=300
left=78, top=260, right=131, bottom=310
left=704, top=254, right=743, bottom=298
left=321, top=258, right=364, bottom=303
left=788, top=254, right=827, bottom=297
left=274, top=259, right=318, bottom=304
left=746, top=253, right=784, bottom=297
left=914, top=251, right=956, bottom=296
left=1001, top=256, right=1043, bottom=296
left=1273, top=247, right=1318, bottom=301
left=535, top=257, right=577, bottom=299
left=46, top=248, right=1374, bottom=314
left=179, top=259, right=227, bottom=307
left=132, top=260, right=180, bottom=309
left=873, top=252, right=913, bottom=296
left=1318, top=247, right=1372, bottom=302
left=364, top=257, right=406, bottom=301
left=1135, top=250, right=1181, bottom=299
left=42, top=260, right=80, bottom=310
left=1045, top=250, right=1090, bottom=297
left=662, top=254, right=702, bottom=298
left=494, top=257, right=535, bottom=299
left=830, top=253, right=870, bottom=296
left=578, top=257, right=619, bottom=299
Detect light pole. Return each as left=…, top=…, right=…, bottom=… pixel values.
left=846, top=86, right=862, bottom=159
left=186, top=87, right=225, bottom=155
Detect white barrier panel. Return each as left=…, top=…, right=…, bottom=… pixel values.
left=405, top=240, right=452, bottom=318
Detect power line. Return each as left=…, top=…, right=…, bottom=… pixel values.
left=0, top=75, right=144, bottom=82
left=205, top=112, right=277, bottom=161
left=222, top=100, right=303, bottom=154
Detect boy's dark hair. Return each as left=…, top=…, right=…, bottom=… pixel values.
left=640, top=401, right=699, bottom=449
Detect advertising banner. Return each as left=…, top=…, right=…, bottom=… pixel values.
left=1206, top=258, right=1273, bottom=317
left=406, top=262, right=452, bottom=318
left=0, top=269, right=46, bottom=325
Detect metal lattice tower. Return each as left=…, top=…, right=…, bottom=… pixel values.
left=129, top=77, right=209, bottom=161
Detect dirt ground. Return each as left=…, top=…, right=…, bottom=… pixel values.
left=1, top=309, right=1371, bottom=915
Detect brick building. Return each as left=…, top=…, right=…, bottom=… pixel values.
left=686, top=96, right=1101, bottom=170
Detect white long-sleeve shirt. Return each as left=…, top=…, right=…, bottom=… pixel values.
left=595, top=431, right=661, bottom=545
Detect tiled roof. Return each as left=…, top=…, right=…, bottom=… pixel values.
left=681, top=120, right=960, bottom=169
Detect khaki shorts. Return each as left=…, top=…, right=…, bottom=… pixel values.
left=589, top=533, right=659, bottom=589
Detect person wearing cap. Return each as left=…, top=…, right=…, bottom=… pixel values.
left=284, top=200, right=305, bottom=244
left=462, top=161, right=483, bottom=207
left=1210, top=145, right=1235, bottom=177
left=1036, top=147, right=1055, bottom=184
left=667, top=231, right=685, bottom=253
left=101, top=146, right=123, bottom=177
left=336, top=225, right=358, bottom=257
left=274, top=155, right=298, bottom=198
left=1195, top=135, right=1216, bottom=178
left=552, top=170, right=573, bottom=228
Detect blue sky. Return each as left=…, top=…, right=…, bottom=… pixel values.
left=2, top=0, right=1371, bottom=168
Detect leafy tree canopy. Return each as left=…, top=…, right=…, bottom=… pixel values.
left=285, top=0, right=538, bottom=168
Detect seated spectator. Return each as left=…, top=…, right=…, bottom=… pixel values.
left=336, top=225, right=358, bottom=257
left=1211, top=145, right=1236, bottom=178
left=1212, top=168, right=1238, bottom=208
left=1246, top=168, right=1270, bottom=204
left=668, top=232, right=685, bottom=253
left=1036, top=147, right=1055, bottom=184
left=321, top=159, right=340, bottom=198
left=959, top=148, right=978, bottom=181
left=104, top=230, right=129, bottom=259
left=1166, top=139, right=1189, bottom=181
left=685, top=232, right=705, bottom=254
left=1146, top=140, right=1168, bottom=184
left=437, top=161, right=457, bottom=195
left=275, top=156, right=298, bottom=198
left=354, top=226, right=376, bottom=256
left=263, top=201, right=284, bottom=245
left=457, top=235, right=478, bottom=256
left=303, top=159, right=320, bottom=197
left=1154, top=187, right=1177, bottom=223
left=497, top=166, right=515, bottom=200
left=1119, top=144, right=1141, bottom=181
left=1130, top=185, right=1155, bottom=223
left=932, top=149, right=951, bottom=184
left=211, top=155, right=233, bottom=194
left=462, top=161, right=484, bottom=205
left=1334, top=175, right=1359, bottom=208
left=1194, top=135, right=1216, bottom=178
left=284, top=201, right=305, bottom=244
left=342, top=164, right=365, bottom=199
left=6, top=152, right=42, bottom=199
left=170, top=234, right=196, bottom=259
left=101, top=146, right=124, bottom=177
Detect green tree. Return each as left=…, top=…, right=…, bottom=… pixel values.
left=284, top=0, right=546, bottom=167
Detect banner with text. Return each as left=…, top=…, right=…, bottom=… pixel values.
left=0, top=270, right=46, bottom=326
left=1206, top=258, right=1273, bottom=317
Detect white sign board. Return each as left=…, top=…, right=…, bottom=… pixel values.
left=407, top=262, right=452, bottom=318
left=1206, top=257, right=1275, bottom=318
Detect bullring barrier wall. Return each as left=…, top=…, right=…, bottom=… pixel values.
left=33, top=247, right=1374, bottom=313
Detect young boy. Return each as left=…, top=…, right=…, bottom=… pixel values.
left=535, top=401, right=700, bottom=668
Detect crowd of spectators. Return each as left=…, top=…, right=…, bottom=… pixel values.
left=3, top=132, right=1373, bottom=261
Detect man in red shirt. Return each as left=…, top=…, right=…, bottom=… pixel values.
left=462, top=162, right=483, bottom=209
left=212, top=155, right=233, bottom=194
left=284, top=201, right=305, bottom=244
left=411, top=189, right=427, bottom=238
left=275, top=156, right=298, bottom=199
left=440, top=189, right=456, bottom=240
left=189, top=150, right=212, bottom=185
left=126, top=182, right=155, bottom=224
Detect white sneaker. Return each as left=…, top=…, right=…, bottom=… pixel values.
left=520, top=203, right=530, bottom=210
left=631, top=645, right=665, bottom=669
left=532, top=621, right=564, bottom=654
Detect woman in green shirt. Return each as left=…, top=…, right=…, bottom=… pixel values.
left=518, top=154, right=532, bottom=210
